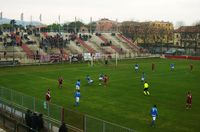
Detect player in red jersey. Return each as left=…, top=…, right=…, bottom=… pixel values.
left=103, top=75, right=109, bottom=87
left=152, top=63, right=155, bottom=72
left=186, top=91, right=192, bottom=109
left=190, top=64, right=193, bottom=72
left=58, top=77, right=63, bottom=88
left=45, top=88, right=51, bottom=103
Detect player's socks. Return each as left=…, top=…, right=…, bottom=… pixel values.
left=144, top=91, right=147, bottom=95
left=147, top=91, right=150, bottom=95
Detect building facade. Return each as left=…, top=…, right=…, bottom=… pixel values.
left=96, top=18, right=118, bottom=32
left=174, top=26, right=200, bottom=49
left=119, top=21, right=174, bottom=45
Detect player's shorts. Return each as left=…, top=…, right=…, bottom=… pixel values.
left=76, top=97, right=80, bottom=102
left=99, top=77, right=103, bottom=81
left=135, top=67, right=139, bottom=70
left=76, top=85, right=80, bottom=90
left=90, top=80, right=93, bottom=83
left=141, top=77, right=144, bottom=81
left=187, top=99, right=192, bottom=104
left=152, top=116, right=156, bottom=121
left=144, top=88, right=148, bottom=91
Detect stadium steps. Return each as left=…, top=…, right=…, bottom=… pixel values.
left=90, top=35, right=116, bottom=54
left=42, top=32, right=48, bottom=38
left=89, top=35, right=108, bottom=53
left=98, top=35, right=121, bottom=53
left=15, top=35, right=34, bottom=59
left=117, top=34, right=140, bottom=52
left=28, top=45, right=47, bottom=56
left=67, top=41, right=85, bottom=54
left=0, top=46, right=26, bottom=59
left=86, top=40, right=102, bottom=53
left=76, top=37, right=95, bottom=53
left=21, top=44, right=34, bottom=59
left=104, top=33, right=131, bottom=53
left=102, top=46, right=116, bottom=54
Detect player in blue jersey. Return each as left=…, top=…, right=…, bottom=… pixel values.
left=170, top=63, right=175, bottom=71
left=86, top=75, right=93, bottom=85
left=99, top=74, right=104, bottom=85
left=150, top=105, right=158, bottom=127
left=74, top=90, right=81, bottom=106
left=135, top=64, right=139, bottom=72
left=75, top=79, right=81, bottom=90
left=141, top=72, right=145, bottom=82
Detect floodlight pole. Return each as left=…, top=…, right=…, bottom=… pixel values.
left=90, top=17, right=92, bottom=34
left=75, top=17, right=77, bottom=34
left=91, top=54, right=94, bottom=67
left=115, top=52, right=118, bottom=67
left=39, top=14, right=42, bottom=65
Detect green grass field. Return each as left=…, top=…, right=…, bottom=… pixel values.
left=0, top=58, right=200, bottom=132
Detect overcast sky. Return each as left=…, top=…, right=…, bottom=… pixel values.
left=0, top=0, right=200, bottom=26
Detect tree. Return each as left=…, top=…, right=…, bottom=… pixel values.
left=175, top=21, right=185, bottom=29
left=66, top=21, right=85, bottom=33
left=193, top=21, right=200, bottom=26
left=86, top=22, right=96, bottom=33
left=10, top=19, right=16, bottom=31
left=47, top=23, right=61, bottom=32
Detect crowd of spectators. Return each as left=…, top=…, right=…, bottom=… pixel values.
left=25, top=109, right=44, bottom=131
left=41, top=34, right=68, bottom=50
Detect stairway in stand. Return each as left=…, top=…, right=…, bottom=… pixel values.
left=21, top=44, right=34, bottom=59
left=15, top=35, right=34, bottom=59
left=76, top=37, right=95, bottom=53
left=98, top=35, right=121, bottom=53
left=117, top=34, right=140, bottom=52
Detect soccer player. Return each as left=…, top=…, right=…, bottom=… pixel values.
left=103, top=75, right=109, bottom=87
left=150, top=105, right=158, bottom=127
left=170, top=63, right=175, bottom=71
left=75, top=90, right=81, bottom=106
left=58, top=77, right=63, bottom=88
left=152, top=63, right=155, bottom=72
left=190, top=64, right=193, bottom=72
left=141, top=72, right=145, bottom=82
left=144, top=81, right=150, bottom=95
left=186, top=91, right=192, bottom=109
left=99, top=74, right=104, bottom=85
left=75, top=79, right=81, bottom=90
left=86, top=75, right=93, bottom=85
left=45, top=88, right=51, bottom=103
left=135, top=64, right=139, bottom=72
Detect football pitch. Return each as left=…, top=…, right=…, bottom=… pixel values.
left=0, top=58, right=200, bottom=132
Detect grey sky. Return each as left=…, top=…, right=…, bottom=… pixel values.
left=0, top=0, right=200, bottom=25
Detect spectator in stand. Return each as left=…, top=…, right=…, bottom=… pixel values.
left=59, top=122, right=68, bottom=132
left=25, top=109, right=32, bottom=128
left=31, top=113, right=38, bottom=130
left=38, top=114, right=44, bottom=131
left=3, top=51, right=6, bottom=58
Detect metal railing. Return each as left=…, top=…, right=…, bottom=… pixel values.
left=0, top=86, right=136, bottom=132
